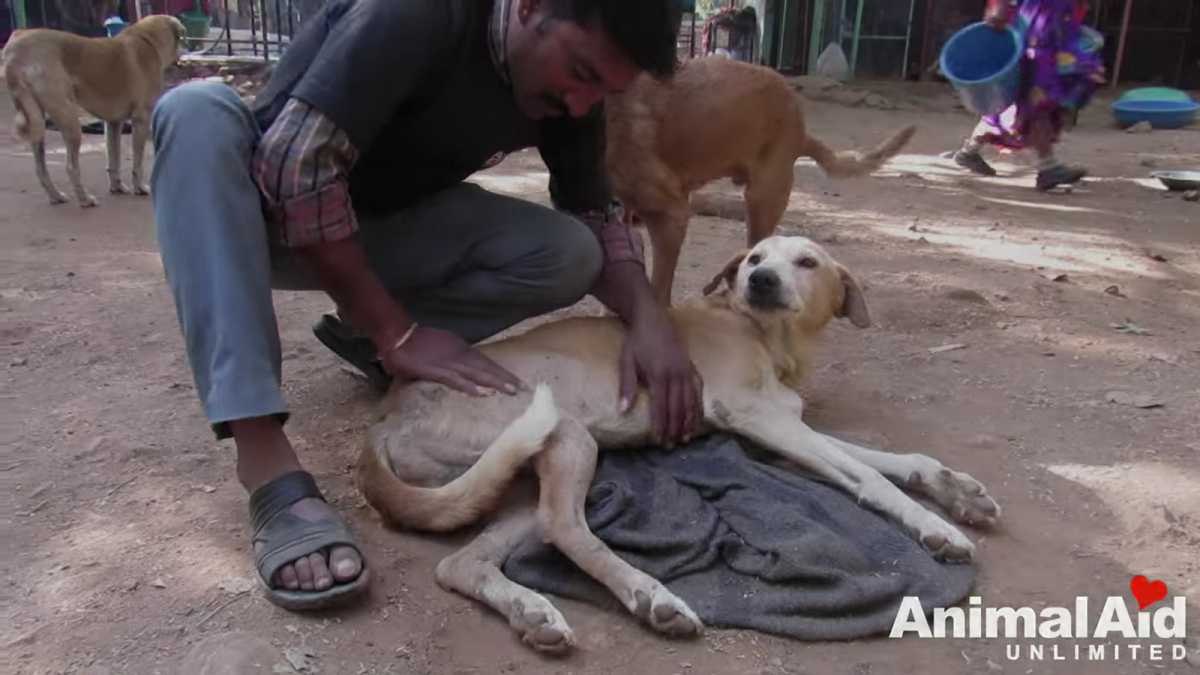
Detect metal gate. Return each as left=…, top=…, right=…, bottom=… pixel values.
left=807, top=0, right=916, bottom=78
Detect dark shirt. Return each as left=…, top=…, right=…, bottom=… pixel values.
left=246, top=0, right=637, bottom=265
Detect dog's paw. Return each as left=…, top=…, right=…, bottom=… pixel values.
left=915, top=515, right=975, bottom=562
left=630, top=583, right=703, bottom=638
left=509, top=595, right=575, bottom=655
left=134, top=184, right=151, bottom=196
left=79, top=194, right=99, bottom=208
left=930, top=467, right=1000, bottom=528
left=110, top=183, right=129, bottom=195
left=48, top=191, right=69, bottom=205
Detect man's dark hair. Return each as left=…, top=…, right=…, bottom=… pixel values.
left=548, top=0, right=683, bottom=78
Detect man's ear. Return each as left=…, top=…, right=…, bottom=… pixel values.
left=702, top=248, right=749, bottom=296
left=835, top=264, right=871, bottom=328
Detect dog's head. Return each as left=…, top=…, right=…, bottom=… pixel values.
left=133, top=14, right=186, bottom=65
left=703, top=235, right=871, bottom=331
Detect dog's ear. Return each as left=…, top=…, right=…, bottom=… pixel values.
left=834, top=264, right=871, bottom=328
left=702, top=248, right=749, bottom=295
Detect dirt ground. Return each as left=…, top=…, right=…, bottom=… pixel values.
left=2, top=75, right=1199, bottom=675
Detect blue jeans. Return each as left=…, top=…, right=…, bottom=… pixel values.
left=149, top=81, right=602, bottom=439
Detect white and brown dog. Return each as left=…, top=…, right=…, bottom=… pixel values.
left=357, top=235, right=1000, bottom=653
left=3, top=14, right=185, bottom=207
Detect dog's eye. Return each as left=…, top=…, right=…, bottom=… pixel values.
left=795, top=257, right=818, bottom=269
left=747, top=254, right=762, bottom=265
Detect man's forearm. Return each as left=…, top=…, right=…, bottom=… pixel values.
left=297, top=238, right=414, bottom=352
left=590, top=260, right=662, bottom=325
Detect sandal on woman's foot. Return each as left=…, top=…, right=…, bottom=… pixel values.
left=953, top=149, right=998, bottom=176
left=1036, top=164, right=1087, bottom=190
left=250, top=470, right=370, bottom=611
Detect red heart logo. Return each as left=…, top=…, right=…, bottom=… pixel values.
left=1129, top=575, right=1168, bottom=610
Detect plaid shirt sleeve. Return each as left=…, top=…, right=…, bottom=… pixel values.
left=251, top=97, right=361, bottom=248
left=570, top=200, right=645, bottom=266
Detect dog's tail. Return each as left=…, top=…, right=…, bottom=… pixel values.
left=356, top=382, right=560, bottom=533
left=800, top=124, right=916, bottom=179
left=6, top=67, right=45, bottom=144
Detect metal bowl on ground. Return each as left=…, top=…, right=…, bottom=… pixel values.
left=1151, top=170, right=1200, bottom=191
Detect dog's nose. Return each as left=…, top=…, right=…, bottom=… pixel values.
left=748, top=269, right=781, bottom=292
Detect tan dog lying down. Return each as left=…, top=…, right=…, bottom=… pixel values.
left=604, top=56, right=917, bottom=305
left=3, top=15, right=184, bottom=207
left=357, top=235, right=1000, bottom=653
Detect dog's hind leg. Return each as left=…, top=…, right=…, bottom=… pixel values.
left=105, top=121, right=128, bottom=194
left=130, top=113, right=151, bottom=196
left=818, top=434, right=1001, bottom=528
left=9, top=78, right=67, bottom=205
left=435, top=496, right=577, bottom=654
left=532, top=417, right=702, bottom=638
left=31, top=140, right=69, bottom=205
left=43, top=100, right=97, bottom=208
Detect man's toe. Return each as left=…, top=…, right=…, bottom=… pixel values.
left=308, top=552, right=333, bottom=591
left=293, top=556, right=315, bottom=591
left=329, top=545, right=362, bottom=583
left=277, top=563, right=300, bottom=590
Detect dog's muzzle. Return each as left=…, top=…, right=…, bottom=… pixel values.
left=746, top=269, right=785, bottom=308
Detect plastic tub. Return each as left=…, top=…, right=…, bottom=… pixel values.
left=1117, top=87, right=1193, bottom=103
left=1110, top=99, right=1199, bottom=129
left=939, top=22, right=1024, bottom=116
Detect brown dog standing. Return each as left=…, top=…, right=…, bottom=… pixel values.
left=3, top=14, right=184, bottom=207
left=605, top=55, right=917, bottom=305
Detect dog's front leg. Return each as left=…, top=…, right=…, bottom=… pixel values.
left=721, top=400, right=976, bottom=561
left=130, top=114, right=151, bottom=195
left=533, top=417, right=703, bottom=638
left=105, top=121, right=128, bottom=194
left=819, top=434, right=1001, bottom=528
left=644, top=207, right=689, bottom=307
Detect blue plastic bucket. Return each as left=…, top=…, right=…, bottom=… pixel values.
left=104, top=16, right=127, bottom=37
left=939, top=21, right=1024, bottom=116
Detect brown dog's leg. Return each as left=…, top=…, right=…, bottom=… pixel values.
left=532, top=417, right=702, bottom=638
left=743, top=158, right=795, bottom=246
left=130, top=113, right=151, bottom=196
left=45, top=104, right=97, bottom=208
left=434, top=496, right=577, bottom=654
left=105, top=121, right=128, bottom=194
left=643, top=207, right=689, bottom=306
left=32, top=140, right=69, bottom=205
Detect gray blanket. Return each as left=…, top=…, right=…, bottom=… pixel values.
left=502, top=433, right=975, bottom=641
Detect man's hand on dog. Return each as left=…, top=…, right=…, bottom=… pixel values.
left=383, top=325, right=524, bottom=397
left=619, top=310, right=704, bottom=448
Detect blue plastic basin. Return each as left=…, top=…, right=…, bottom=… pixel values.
left=1110, top=99, right=1198, bottom=129
left=940, top=22, right=1023, bottom=116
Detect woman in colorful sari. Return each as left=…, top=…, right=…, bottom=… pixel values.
left=951, top=0, right=1107, bottom=190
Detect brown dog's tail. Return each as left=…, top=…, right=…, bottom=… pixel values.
left=356, top=383, right=560, bottom=533
left=800, top=124, right=916, bottom=179
left=5, top=66, right=45, bottom=144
